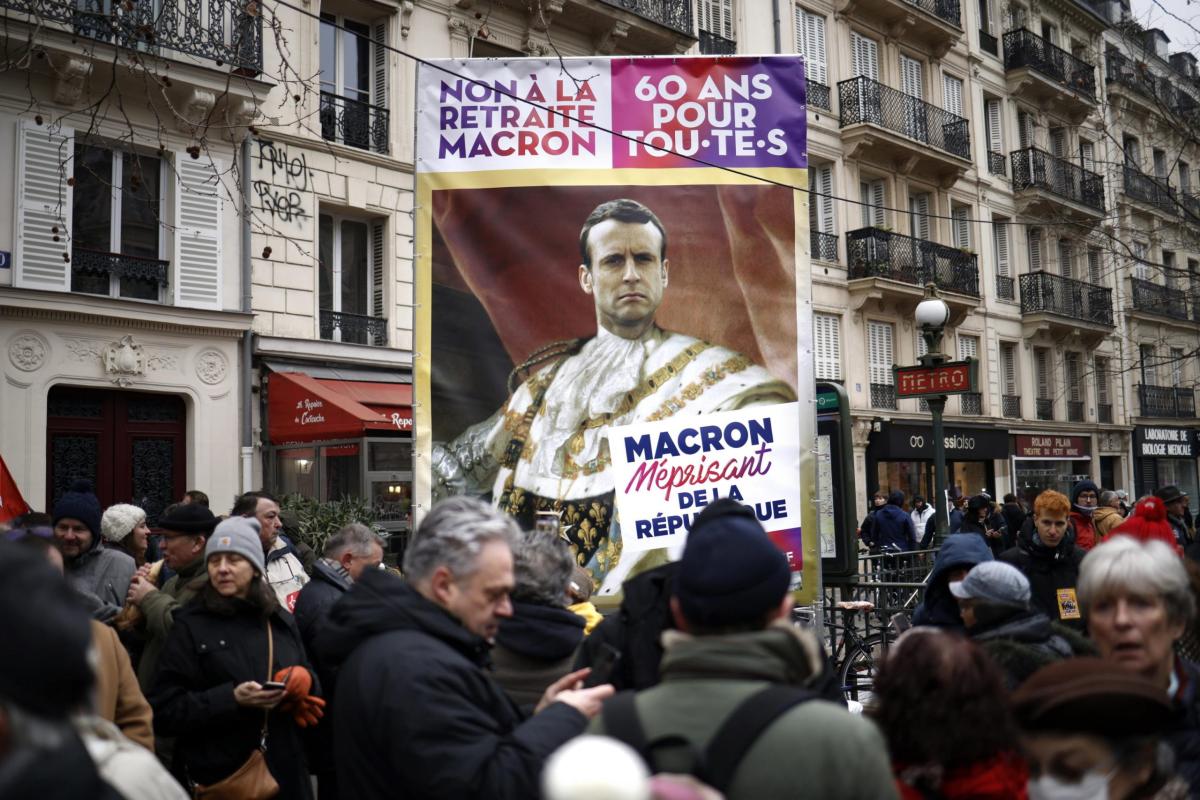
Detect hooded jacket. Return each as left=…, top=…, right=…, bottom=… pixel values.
left=912, top=535, right=994, bottom=630
left=588, top=625, right=899, bottom=799
left=967, top=608, right=1095, bottom=688
left=315, top=569, right=588, bottom=799
left=999, top=521, right=1086, bottom=631
left=67, top=527, right=136, bottom=623
left=1093, top=505, right=1124, bottom=541
left=870, top=493, right=918, bottom=552
left=492, top=601, right=585, bottom=707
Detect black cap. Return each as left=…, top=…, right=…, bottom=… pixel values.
left=158, top=502, right=219, bottom=535
left=1156, top=485, right=1187, bottom=505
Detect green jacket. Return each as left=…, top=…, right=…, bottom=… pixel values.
left=136, top=557, right=207, bottom=690
left=589, top=624, right=899, bottom=800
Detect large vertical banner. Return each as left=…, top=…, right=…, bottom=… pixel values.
left=415, top=56, right=816, bottom=604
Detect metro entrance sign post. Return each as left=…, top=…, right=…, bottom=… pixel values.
left=903, top=285, right=980, bottom=545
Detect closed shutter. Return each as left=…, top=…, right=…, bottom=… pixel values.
left=1028, top=228, right=1042, bottom=272
left=1066, top=353, right=1083, bottom=402
left=1088, top=248, right=1102, bottom=285
left=852, top=32, right=879, bottom=80
left=1036, top=348, right=1051, bottom=399
left=861, top=180, right=885, bottom=227
left=1140, top=344, right=1157, bottom=385
left=796, top=10, right=828, bottom=85
left=993, top=220, right=1011, bottom=278
left=1181, top=161, right=1191, bottom=193
left=1133, top=241, right=1149, bottom=281
left=371, top=219, right=385, bottom=323
left=809, top=165, right=835, bottom=233
left=372, top=20, right=388, bottom=116
left=985, top=99, right=1003, bottom=153
left=1172, top=348, right=1186, bottom=386
left=900, top=55, right=924, bottom=99
left=958, top=335, right=979, bottom=361
left=952, top=205, right=970, bottom=249
left=909, top=193, right=930, bottom=241
left=1002, top=343, right=1017, bottom=395
left=701, top=0, right=734, bottom=38
left=1049, top=128, right=1066, bottom=158
left=15, top=120, right=74, bottom=292
left=1080, top=140, right=1095, bottom=172
left=1154, top=150, right=1168, bottom=180
left=1095, top=357, right=1110, bottom=405
left=173, top=152, right=223, bottom=309
left=868, top=321, right=894, bottom=385
left=1018, top=111, right=1035, bottom=149
left=942, top=74, right=964, bottom=117
left=1058, top=239, right=1073, bottom=278
left=814, top=313, right=842, bottom=381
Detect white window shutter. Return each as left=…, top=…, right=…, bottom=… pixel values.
left=174, top=153, right=223, bottom=309
left=1028, top=229, right=1042, bottom=272
left=958, top=335, right=979, bottom=361
left=15, top=121, right=74, bottom=292
left=1171, top=348, right=1185, bottom=385
left=1058, top=239, right=1073, bottom=278
left=807, top=13, right=828, bottom=85
left=868, top=321, right=893, bottom=384
left=853, top=32, right=878, bottom=80
left=814, top=313, right=841, bottom=381
left=993, top=221, right=1011, bottom=277
left=373, top=21, right=388, bottom=111
left=985, top=99, right=1002, bottom=153
left=952, top=206, right=970, bottom=249
left=901, top=55, right=924, bottom=99
left=942, top=74, right=964, bottom=117
left=910, top=194, right=930, bottom=241
left=1095, top=358, right=1110, bottom=404
left=872, top=181, right=885, bottom=226
left=1002, top=343, right=1017, bottom=394
left=810, top=165, right=834, bottom=233
left=1036, top=348, right=1051, bottom=398
left=1018, top=111, right=1034, bottom=149
left=1079, top=140, right=1095, bottom=172
left=720, top=0, right=734, bottom=39
left=1049, top=128, right=1066, bottom=158
left=1087, top=248, right=1101, bottom=285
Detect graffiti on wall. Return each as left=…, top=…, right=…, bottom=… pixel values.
left=253, top=140, right=310, bottom=225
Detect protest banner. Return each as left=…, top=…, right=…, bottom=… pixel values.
left=413, top=56, right=817, bottom=604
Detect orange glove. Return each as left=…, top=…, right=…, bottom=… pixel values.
left=292, top=695, right=326, bottom=728
left=272, top=667, right=312, bottom=702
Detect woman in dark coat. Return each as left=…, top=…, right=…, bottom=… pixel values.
left=150, top=517, right=317, bottom=799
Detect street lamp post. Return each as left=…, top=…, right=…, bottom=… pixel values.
left=915, top=285, right=952, bottom=546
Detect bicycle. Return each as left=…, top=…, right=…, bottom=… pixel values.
left=827, top=601, right=907, bottom=706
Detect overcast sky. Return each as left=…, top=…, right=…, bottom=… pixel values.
left=1131, top=0, right=1200, bottom=52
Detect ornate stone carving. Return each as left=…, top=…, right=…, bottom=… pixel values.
left=400, top=0, right=414, bottom=38
left=63, top=337, right=104, bottom=364
left=852, top=419, right=875, bottom=448
left=146, top=351, right=180, bottom=372
left=176, top=87, right=217, bottom=133
left=195, top=349, right=229, bottom=385
left=8, top=331, right=47, bottom=372
left=103, top=335, right=146, bottom=388
left=51, top=55, right=92, bottom=105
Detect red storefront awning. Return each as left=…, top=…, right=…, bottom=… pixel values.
left=267, top=372, right=413, bottom=444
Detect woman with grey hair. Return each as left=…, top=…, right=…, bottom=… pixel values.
left=1079, top=535, right=1200, bottom=794
left=490, top=529, right=586, bottom=707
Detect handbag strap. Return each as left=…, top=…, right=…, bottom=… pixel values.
left=260, top=620, right=273, bottom=747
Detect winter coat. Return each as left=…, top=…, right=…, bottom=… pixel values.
left=1168, top=659, right=1200, bottom=796
left=948, top=507, right=965, bottom=534
left=912, top=535, right=994, bottom=630
left=315, top=569, right=588, bottom=800
left=67, top=534, right=136, bottom=623
left=76, top=715, right=188, bottom=800
left=136, top=555, right=207, bottom=691
left=0, top=721, right=124, bottom=800
left=589, top=624, right=899, bottom=800
left=293, top=558, right=350, bottom=661
left=870, top=503, right=918, bottom=551
left=910, top=506, right=934, bottom=536
left=999, top=523, right=1086, bottom=632
left=1069, top=510, right=1098, bottom=551
left=1093, top=505, right=1124, bottom=540
left=265, top=536, right=309, bottom=614
left=968, top=609, right=1096, bottom=688
left=895, top=751, right=1028, bottom=800
left=958, top=518, right=1005, bottom=558
left=1169, top=515, right=1194, bottom=550
left=91, top=620, right=154, bottom=751
left=569, top=601, right=603, bottom=635
left=492, top=601, right=585, bottom=707
left=149, top=590, right=315, bottom=799
left=1001, top=503, right=1027, bottom=543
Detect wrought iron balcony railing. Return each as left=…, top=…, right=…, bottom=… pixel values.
left=808, top=80, right=831, bottom=111
left=320, top=92, right=389, bottom=154
left=1002, top=394, right=1021, bottom=418
left=847, top=226, right=979, bottom=296
left=1004, top=29, right=1096, bottom=98
left=29, top=0, right=264, bottom=72
left=319, top=309, right=389, bottom=347
left=698, top=30, right=736, bottom=55
left=838, top=76, right=971, bottom=160
left=980, top=29, right=998, bottom=56
left=901, top=0, right=961, bottom=26
left=1130, top=277, right=1189, bottom=321
left=811, top=230, right=839, bottom=262
left=596, top=0, right=692, bottom=34
left=1067, top=400, right=1085, bottom=422
left=960, top=392, right=982, bottom=415
left=871, top=382, right=898, bottom=410
left=71, top=247, right=169, bottom=286
left=1010, top=147, right=1105, bottom=212
left=1098, top=402, right=1112, bottom=423
left=988, top=150, right=1006, bottom=175
left=1138, top=384, right=1197, bottom=418
left=1123, top=165, right=1176, bottom=211
left=1182, top=193, right=1200, bottom=221
left=996, top=274, right=1015, bottom=301
left=1106, top=51, right=1159, bottom=99
left=1019, top=270, right=1113, bottom=326
left=1036, top=397, right=1054, bottom=420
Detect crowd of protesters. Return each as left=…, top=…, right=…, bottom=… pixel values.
left=4, top=476, right=1200, bottom=799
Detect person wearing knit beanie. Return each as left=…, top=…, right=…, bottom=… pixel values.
left=1108, top=495, right=1182, bottom=555
left=101, top=504, right=150, bottom=567
left=53, top=481, right=136, bottom=623
left=206, top=516, right=267, bottom=575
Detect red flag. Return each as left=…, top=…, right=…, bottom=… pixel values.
left=0, top=454, right=31, bottom=524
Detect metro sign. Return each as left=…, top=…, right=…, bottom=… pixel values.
left=893, top=359, right=979, bottom=398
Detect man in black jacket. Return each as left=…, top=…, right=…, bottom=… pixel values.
left=999, top=490, right=1086, bottom=632
left=316, top=497, right=612, bottom=799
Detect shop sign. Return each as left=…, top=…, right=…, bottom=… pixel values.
left=893, top=360, right=978, bottom=397
left=874, top=423, right=1009, bottom=460
left=1014, top=435, right=1090, bottom=458
left=1134, top=427, right=1195, bottom=459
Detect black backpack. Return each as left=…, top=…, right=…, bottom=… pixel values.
left=601, top=685, right=817, bottom=793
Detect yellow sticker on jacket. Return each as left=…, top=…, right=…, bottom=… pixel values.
left=1057, top=588, right=1081, bottom=620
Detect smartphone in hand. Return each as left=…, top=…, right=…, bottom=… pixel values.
left=583, top=644, right=621, bottom=688
left=261, top=681, right=287, bottom=691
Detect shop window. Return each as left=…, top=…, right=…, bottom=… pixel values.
left=367, top=440, right=413, bottom=529
left=276, top=447, right=318, bottom=498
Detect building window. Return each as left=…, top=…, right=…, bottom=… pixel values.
left=814, top=312, right=842, bottom=381
left=852, top=31, right=880, bottom=80
left=1087, top=248, right=1102, bottom=285
left=993, top=217, right=1013, bottom=299
left=318, top=213, right=387, bottom=346
left=1065, top=351, right=1083, bottom=403
left=1095, top=356, right=1111, bottom=406
left=1057, top=238, right=1074, bottom=279
left=70, top=143, right=165, bottom=301
left=810, top=164, right=835, bottom=233
left=1001, top=342, right=1020, bottom=417
left=1154, top=149, right=1168, bottom=180
left=1180, top=161, right=1191, bottom=194
left=1132, top=241, right=1149, bottom=281
left=320, top=13, right=389, bottom=153
left=795, top=8, right=828, bottom=86
left=951, top=204, right=971, bottom=250
left=1028, top=227, right=1043, bottom=272
left=984, top=97, right=1004, bottom=173
left=1017, top=110, right=1036, bottom=150
left=860, top=179, right=886, bottom=227
left=909, top=192, right=931, bottom=240
left=1141, top=344, right=1158, bottom=385
left=1035, top=347, right=1054, bottom=419
left=942, top=73, right=964, bottom=118
left=1124, top=135, right=1140, bottom=168
left=1171, top=347, right=1186, bottom=386
left=868, top=320, right=896, bottom=409
left=1079, top=140, right=1096, bottom=173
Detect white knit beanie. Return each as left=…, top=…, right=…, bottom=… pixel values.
left=100, top=503, right=146, bottom=543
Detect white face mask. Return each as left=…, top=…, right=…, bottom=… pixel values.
left=1028, top=767, right=1113, bottom=800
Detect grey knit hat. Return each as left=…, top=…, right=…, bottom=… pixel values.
left=205, top=517, right=266, bottom=574
left=100, top=503, right=146, bottom=543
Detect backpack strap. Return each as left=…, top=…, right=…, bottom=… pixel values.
left=701, top=685, right=818, bottom=792
left=601, top=691, right=648, bottom=758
